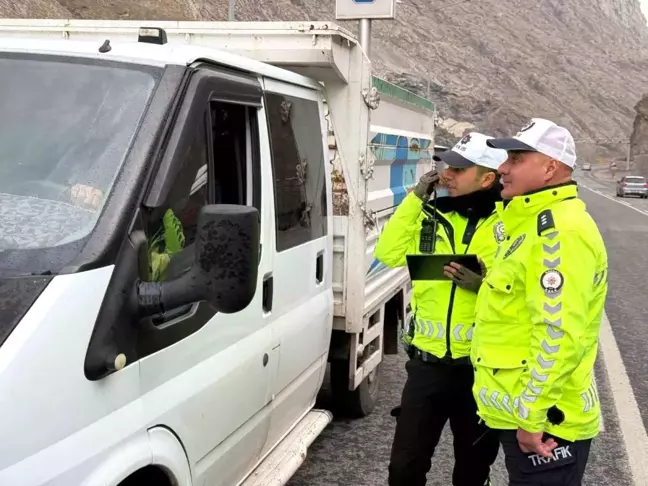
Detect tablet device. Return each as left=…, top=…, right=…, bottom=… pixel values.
left=406, top=254, right=481, bottom=281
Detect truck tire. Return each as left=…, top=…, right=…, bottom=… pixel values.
left=330, top=359, right=381, bottom=418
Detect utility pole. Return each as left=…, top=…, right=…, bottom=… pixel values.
left=228, top=0, right=236, bottom=21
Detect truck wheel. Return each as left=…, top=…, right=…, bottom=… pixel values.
left=330, top=359, right=381, bottom=418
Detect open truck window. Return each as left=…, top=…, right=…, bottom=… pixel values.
left=145, top=101, right=259, bottom=280
left=0, top=54, right=160, bottom=276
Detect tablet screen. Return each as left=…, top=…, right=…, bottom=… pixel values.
left=406, top=254, right=481, bottom=281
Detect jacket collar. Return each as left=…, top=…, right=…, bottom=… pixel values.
left=425, top=182, right=503, bottom=220
left=497, top=181, right=579, bottom=233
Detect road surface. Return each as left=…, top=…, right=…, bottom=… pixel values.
left=288, top=171, right=647, bottom=486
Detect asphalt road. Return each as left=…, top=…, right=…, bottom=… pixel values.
left=288, top=170, right=646, bottom=486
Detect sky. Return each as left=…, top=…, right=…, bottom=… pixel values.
left=642, top=0, right=648, bottom=22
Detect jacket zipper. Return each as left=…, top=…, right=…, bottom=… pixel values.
left=444, top=284, right=458, bottom=357
left=444, top=216, right=480, bottom=358
left=423, top=206, right=458, bottom=358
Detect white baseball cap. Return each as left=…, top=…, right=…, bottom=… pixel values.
left=487, top=118, right=577, bottom=168
left=433, top=132, right=508, bottom=170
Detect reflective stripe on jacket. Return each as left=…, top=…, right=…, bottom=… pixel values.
left=472, top=182, right=608, bottom=441
left=374, top=192, right=503, bottom=359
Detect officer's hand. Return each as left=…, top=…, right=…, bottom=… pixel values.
left=516, top=428, right=558, bottom=458
left=413, top=170, right=441, bottom=201
left=443, top=260, right=486, bottom=293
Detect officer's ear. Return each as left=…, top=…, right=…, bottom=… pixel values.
left=544, top=158, right=560, bottom=181
left=479, top=169, right=497, bottom=189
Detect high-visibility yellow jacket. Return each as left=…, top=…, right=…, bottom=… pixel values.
left=472, top=182, right=608, bottom=441
left=374, top=191, right=504, bottom=359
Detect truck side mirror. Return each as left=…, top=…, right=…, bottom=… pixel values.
left=138, top=204, right=260, bottom=316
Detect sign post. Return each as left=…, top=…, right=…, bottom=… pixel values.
left=336, top=0, right=397, bottom=58
left=229, top=0, right=236, bottom=21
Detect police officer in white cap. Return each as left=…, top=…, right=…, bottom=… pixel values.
left=471, top=119, right=608, bottom=485
left=375, top=133, right=508, bottom=486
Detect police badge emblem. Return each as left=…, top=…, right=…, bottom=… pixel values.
left=540, top=269, right=564, bottom=294
left=493, top=221, right=506, bottom=244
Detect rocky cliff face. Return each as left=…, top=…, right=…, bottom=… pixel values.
left=630, top=96, right=648, bottom=177
left=4, top=0, right=648, bottom=161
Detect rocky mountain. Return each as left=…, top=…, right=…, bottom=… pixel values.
left=630, top=95, right=648, bottom=177
left=3, top=0, right=648, bottom=163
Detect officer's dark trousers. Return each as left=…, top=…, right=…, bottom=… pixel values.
left=499, top=430, right=592, bottom=486
left=388, top=357, right=499, bottom=486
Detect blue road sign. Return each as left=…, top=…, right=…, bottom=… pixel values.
left=336, top=0, right=395, bottom=20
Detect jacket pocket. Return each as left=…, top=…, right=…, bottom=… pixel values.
left=485, top=269, right=514, bottom=293
left=473, top=347, right=527, bottom=416
left=473, top=346, right=528, bottom=370
left=478, top=268, right=522, bottom=325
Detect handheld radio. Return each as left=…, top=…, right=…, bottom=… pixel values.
left=419, top=186, right=439, bottom=254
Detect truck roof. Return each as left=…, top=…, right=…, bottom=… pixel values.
left=0, top=36, right=321, bottom=90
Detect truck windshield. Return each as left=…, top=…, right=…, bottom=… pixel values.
left=0, top=54, right=160, bottom=276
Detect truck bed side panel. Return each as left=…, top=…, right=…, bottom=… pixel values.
left=333, top=79, right=435, bottom=325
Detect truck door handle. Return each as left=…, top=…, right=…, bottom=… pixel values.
left=316, top=253, right=324, bottom=284
left=263, top=273, right=273, bottom=313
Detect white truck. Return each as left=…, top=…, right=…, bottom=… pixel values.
left=0, top=19, right=436, bottom=486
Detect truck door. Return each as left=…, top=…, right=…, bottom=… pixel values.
left=137, top=66, right=276, bottom=486
left=260, top=79, right=334, bottom=450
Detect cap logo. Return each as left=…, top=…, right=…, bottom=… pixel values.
left=519, top=121, right=535, bottom=133
left=459, top=134, right=472, bottom=145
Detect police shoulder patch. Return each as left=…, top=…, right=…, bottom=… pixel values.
left=503, top=234, right=526, bottom=259
left=540, top=269, right=564, bottom=294
left=493, top=221, right=506, bottom=243
left=537, top=209, right=555, bottom=235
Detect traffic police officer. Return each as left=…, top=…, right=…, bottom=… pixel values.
left=472, top=119, right=608, bottom=485
left=375, top=133, right=507, bottom=486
